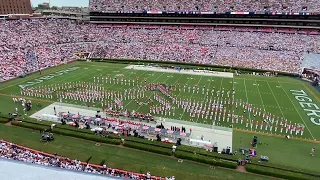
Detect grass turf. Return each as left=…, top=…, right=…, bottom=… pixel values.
left=0, top=124, right=273, bottom=180
left=0, top=61, right=319, bottom=175
left=233, top=131, right=320, bottom=173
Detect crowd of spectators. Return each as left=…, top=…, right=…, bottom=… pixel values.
left=0, top=19, right=97, bottom=81
left=0, top=140, right=164, bottom=179
left=87, top=26, right=318, bottom=73
left=89, top=0, right=320, bottom=13
left=1, top=19, right=320, bottom=81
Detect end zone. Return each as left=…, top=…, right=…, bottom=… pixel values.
left=125, top=65, right=234, bottom=78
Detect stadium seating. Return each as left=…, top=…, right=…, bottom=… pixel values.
left=0, top=140, right=163, bottom=179
left=2, top=19, right=320, bottom=82
left=89, top=0, right=320, bottom=13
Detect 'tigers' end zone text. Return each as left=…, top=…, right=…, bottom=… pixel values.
left=291, top=89, right=320, bottom=126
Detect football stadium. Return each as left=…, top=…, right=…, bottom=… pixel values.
left=0, top=0, right=320, bottom=180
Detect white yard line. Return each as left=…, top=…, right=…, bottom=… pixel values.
left=134, top=72, right=167, bottom=112
left=120, top=71, right=151, bottom=108
left=105, top=67, right=138, bottom=91
left=33, top=66, right=89, bottom=89
left=179, top=75, right=203, bottom=120
left=230, top=77, right=235, bottom=122
left=168, top=76, right=191, bottom=119
left=196, top=76, right=213, bottom=123
left=115, top=70, right=149, bottom=91
left=213, top=77, right=225, bottom=123
left=255, top=80, right=266, bottom=111
left=105, top=70, right=150, bottom=109
left=278, top=81, right=315, bottom=140
left=54, top=67, right=107, bottom=111
left=266, top=81, right=285, bottom=118
left=127, top=72, right=184, bottom=111
left=219, top=77, right=224, bottom=91
left=175, top=76, right=190, bottom=98
left=39, top=65, right=122, bottom=90
left=172, top=76, right=192, bottom=109
left=243, top=79, right=249, bottom=103
left=171, top=74, right=184, bottom=90
left=76, top=67, right=135, bottom=105
left=243, top=79, right=250, bottom=119
left=32, top=67, right=94, bottom=104
left=59, top=66, right=131, bottom=107
left=232, top=76, right=235, bottom=90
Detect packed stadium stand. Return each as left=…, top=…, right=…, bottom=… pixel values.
left=89, top=0, right=320, bottom=13
left=0, top=1, right=319, bottom=179
left=1, top=18, right=320, bottom=82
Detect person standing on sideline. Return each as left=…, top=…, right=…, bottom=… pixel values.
left=311, top=148, right=316, bottom=156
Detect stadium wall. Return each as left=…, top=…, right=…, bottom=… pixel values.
left=89, top=13, right=320, bottom=29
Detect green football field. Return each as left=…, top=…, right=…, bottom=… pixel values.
left=1, top=61, right=319, bottom=140
left=0, top=60, right=320, bottom=174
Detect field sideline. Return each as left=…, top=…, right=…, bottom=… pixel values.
left=0, top=61, right=319, bottom=173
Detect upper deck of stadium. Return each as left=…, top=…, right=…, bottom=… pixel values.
left=89, top=0, right=320, bottom=14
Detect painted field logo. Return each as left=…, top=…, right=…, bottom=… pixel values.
left=290, top=90, right=320, bottom=126
left=18, top=67, right=81, bottom=89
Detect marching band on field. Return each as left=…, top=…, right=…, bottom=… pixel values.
left=17, top=75, right=304, bottom=136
